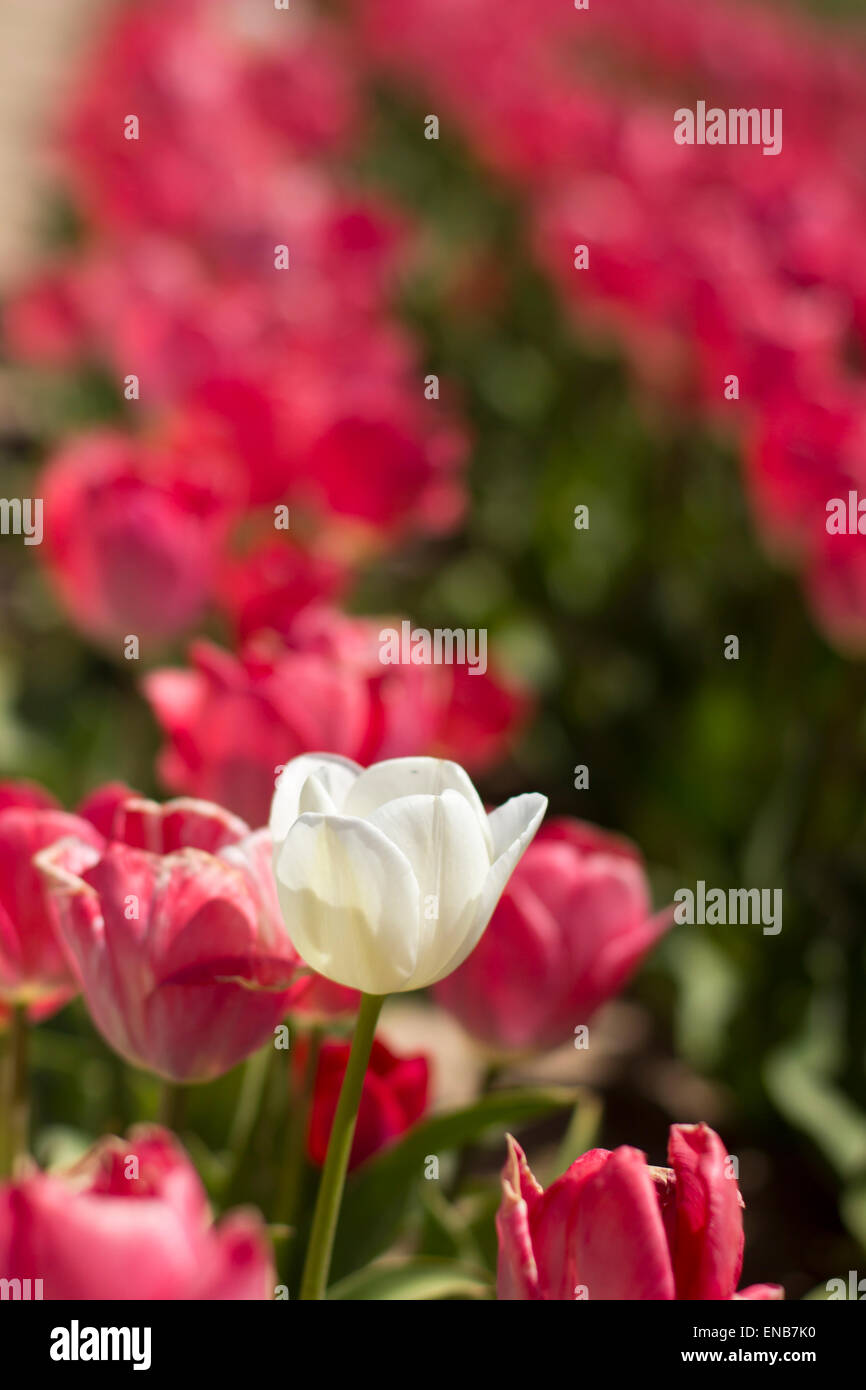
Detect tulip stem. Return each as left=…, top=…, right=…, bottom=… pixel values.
left=158, top=1080, right=186, bottom=1132
left=224, top=1045, right=272, bottom=1203
left=299, top=993, right=384, bottom=1300
left=0, top=1003, right=30, bottom=1178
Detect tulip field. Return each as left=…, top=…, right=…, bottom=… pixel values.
left=1, top=0, right=866, bottom=1344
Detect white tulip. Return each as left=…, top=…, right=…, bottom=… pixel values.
left=270, top=754, right=547, bottom=995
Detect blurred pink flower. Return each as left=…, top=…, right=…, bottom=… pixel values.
left=38, top=431, right=240, bottom=644
left=0, top=804, right=104, bottom=1013
left=297, top=414, right=466, bottom=537
left=0, top=781, right=60, bottom=814
left=434, top=818, right=670, bottom=1052
left=0, top=1126, right=273, bottom=1299
left=745, top=388, right=866, bottom=558
left=349, top=0, right=866, bottom=651
left=217, top=538, right=348, bottom=643
left=143, top=610, right=528, bottom=826
left=143, top=637, right=371, bottom=828
left=497, top=1124, right=784, bottom=1301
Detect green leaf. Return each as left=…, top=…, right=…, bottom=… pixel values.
left=764, top=993, right=866, bottom=1182
left=840, top=1177, right=866, bottom=1252
left=330, top=1085, right=575, bottom=1282
left=328, top=1256, right=492, bottom=1301
left=553, top=1087, right=603, bottom=1179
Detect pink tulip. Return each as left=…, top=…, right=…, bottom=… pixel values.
left=0, top=1126, right=273, bottom=1299
left=143, top=636, right=371, bottom=828
left=74, top=781, right=140, bottom=839
left=144, top=610, right=528, bottom=827
left=102, top=791, right=356, bottom=1017
left=217, top=537, right=348, bottom=644
left=0, top=780, right=60, bottom=814
left=434, top=818, right=671, bottom=1052
left=35, top=796, right=301, bottom=1081
left=497, top=1124, right=784, bottom=1301
left=0, top=805, right=104, bottom=1012
left=38, top=431, right=239, bottom=644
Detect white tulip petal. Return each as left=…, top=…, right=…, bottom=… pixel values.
left=367, top=790, right=491, bottom=989
left=274, top=812, right=420, bottom=994
left=426, top=792, right=548, bottom=985
left=298, top=773, right=340, bottom=816
left=486, top=792, right=549, bottom=861
left=270, top=753, right=362, bottom=842
left=343, top=757, right=493, bottom=854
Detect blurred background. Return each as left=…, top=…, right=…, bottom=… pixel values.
left=2, top=0, right=866, bottom=1299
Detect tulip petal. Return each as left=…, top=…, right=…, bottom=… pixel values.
left=668, top=1122, right=745, bottom=1301
left=426, top=792, right=547, bottom=986
left=496, top=1136, right=543, bottom=1300
left=733, top=1284, right=785, bottom=1300
left=433, top=877, right=565, bottom=1050
left=117, top=796, right=249, bottom=854
left=270, top=753, right=362, bottom=842
left=367, top=790, right=491, bottom=989
left=486, top=792, right=548, bottom=862
left=343, top=757, right=493, bottom=854
left=0, top=811, right=104, bottom=998
left=274, top=813, right=420, bottom=993
left=528, top=1147, right=612, bottom=1299
left=298, top=773, right=342, bottom=816
left=574, top=1146, right=677, bottom=1300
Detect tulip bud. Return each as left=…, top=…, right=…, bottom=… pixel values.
left=269, top=754, right=546, bottom=995
left=497, top=1125, right=784, bottom=1301
left=36, top=797, right=305, bottom=1081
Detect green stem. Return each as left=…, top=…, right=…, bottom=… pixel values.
left=158, top=1079, right=186, bottom=1132
left=299, top=994, right=384, bottom=1301
left=0, top=1003, right=30, bottom=1178
left=224, top=1044, right=272, bottom=1204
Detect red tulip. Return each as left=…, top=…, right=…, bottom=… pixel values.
left=38, top=431, right=239, bottom=644
left=0, top=806, right=104, bottom=1012
left=497, top=1125, right=784, bottom=1301
left=0, top=1126, right=273, bottom=1299
left=35, top=798, right=301, bottom=1081
left=300, top=1036, right=429, bottom=1171
left=434, top=818, right=671, bottom=1052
